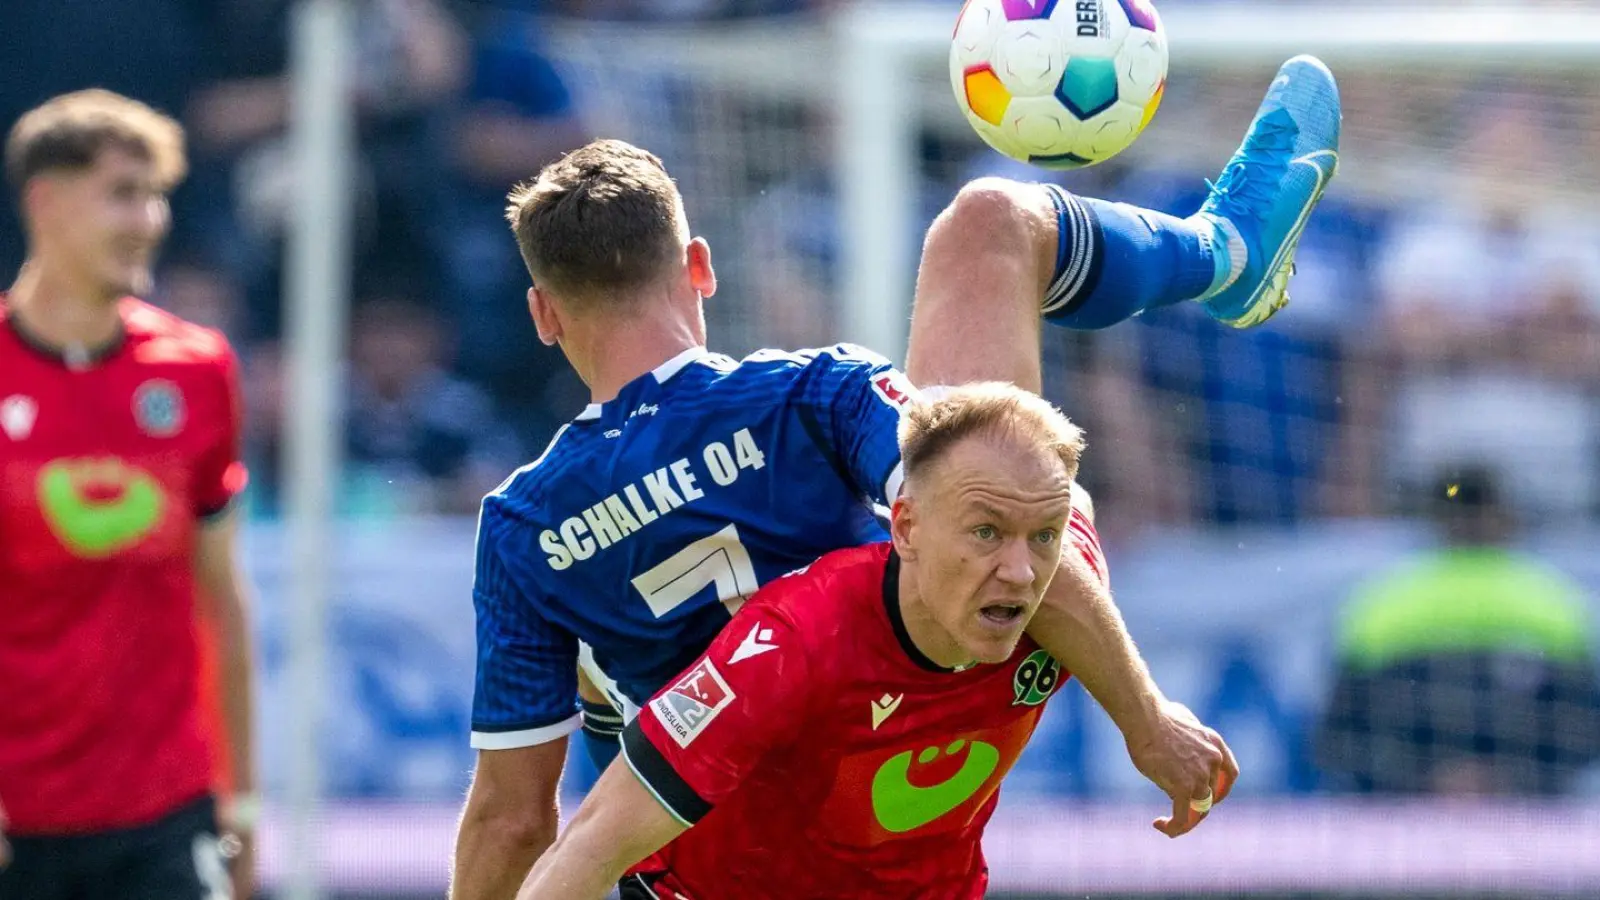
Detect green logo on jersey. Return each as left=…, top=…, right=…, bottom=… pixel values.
left=37, top=459, right=165, bottom=558
left=870, top=739, right=1000, bottom=833
left=1012, top=649, right=1061, bottom=706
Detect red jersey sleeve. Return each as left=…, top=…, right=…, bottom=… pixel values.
left=1067, top=505, right=1109, bottom=588
left=621, top=595, right=817, bottom=826
left=194, top=345, right=248, bottom=519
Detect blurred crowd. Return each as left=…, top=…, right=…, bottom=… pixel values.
left=4, top=0, right=1600, bottom=534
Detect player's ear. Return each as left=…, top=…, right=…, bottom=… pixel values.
left=528, top=286, right=562, bottom=347
left=686, top=237, right=716, bottom=299
left=889, top=495, right=918, bottom=561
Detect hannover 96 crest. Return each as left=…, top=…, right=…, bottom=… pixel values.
left=1012, top=649, right=1061, bottom=706
left=133, top=379, right=185, bottom=438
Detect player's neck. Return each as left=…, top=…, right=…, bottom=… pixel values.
left=6, top=261, right=125, bottom=353
left=577, top=316, right=703, bottom=405
left=897, top=567, right=973, bottom=671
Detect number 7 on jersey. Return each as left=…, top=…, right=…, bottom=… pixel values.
left=632, top=523, right=760, bottom=618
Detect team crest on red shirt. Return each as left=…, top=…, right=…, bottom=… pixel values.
left=132, top=379, right=185, bottom=438
left=651, top=658, right=735, bottom=748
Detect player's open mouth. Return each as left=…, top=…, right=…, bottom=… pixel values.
left=979, top=604, right=1025, bottom=625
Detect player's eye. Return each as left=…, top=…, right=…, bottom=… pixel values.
left=973, top=525, right=999, bottom=542
left=1033, top=529, right=1058, bottom=545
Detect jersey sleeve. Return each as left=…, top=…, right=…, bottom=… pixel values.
left=469, top=499, right=582, bottom=749
left=794, top=344, right=917, bottom=506
left=1066, top=504, right=1110, bottom=589
left=620, top=599, right=814, bottom=827
left=193, top=346, right=249, bottom=520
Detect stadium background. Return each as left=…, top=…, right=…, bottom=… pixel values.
left=5, top=0, right=1600, bottom=897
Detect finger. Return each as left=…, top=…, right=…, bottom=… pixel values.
left=1153, top=791, right=1190, bottom=838
left=1213, top=735, right=1240, bottom=804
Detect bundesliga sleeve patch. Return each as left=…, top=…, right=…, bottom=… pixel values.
left=870, top=370, right=918, bottom=410
left=651, top=658, right=736, bottom=748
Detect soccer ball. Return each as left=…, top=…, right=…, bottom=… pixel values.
left=950, top=0, right=1168, bottom=170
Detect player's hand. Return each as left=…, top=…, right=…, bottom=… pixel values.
left=221, top=829, right=257, bottom=900
left=219, top=795, right=260, bottom=899
left=1124, top=699, right=1238, bottom=839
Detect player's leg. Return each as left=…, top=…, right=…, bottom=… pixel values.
left=84, top=798, right=230, bottom=900
left=905, top=56, right=1341, bottom=388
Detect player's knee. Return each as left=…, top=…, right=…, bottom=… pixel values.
left=938, top=178, right=1031, bottom=235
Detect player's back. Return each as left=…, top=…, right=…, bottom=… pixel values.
left=472, top=344, right=910, bottom=745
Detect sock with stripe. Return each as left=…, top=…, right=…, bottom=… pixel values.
left=1040, top=184, right=1244, bottom=330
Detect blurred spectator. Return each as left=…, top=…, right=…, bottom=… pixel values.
left=151, top=258, right=248, bottom=339
left=181, top=0, right=468, bottom=339
left=1344, top=98, right=1600, bottom=520
left=345, top=296, right=526, bottom=515
left=425, top=6, right=588, bottom=409
left=1316, top=466, right=1600, bottom=795
left=0, top=0, right=206, bottom=273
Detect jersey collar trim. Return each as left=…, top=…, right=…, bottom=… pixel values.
left=1, top=300, right=127, bottom=369
left=572, top=347, right=709, bottom=424
left=883, top=548, right=958, bottom=674
left=652, top=345, right=708, bottom=383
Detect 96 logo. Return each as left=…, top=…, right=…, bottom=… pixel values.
left=1012, top=649, right=1060, bottom=706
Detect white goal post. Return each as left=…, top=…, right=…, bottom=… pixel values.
left=835, top=2, right=1600, bottom=364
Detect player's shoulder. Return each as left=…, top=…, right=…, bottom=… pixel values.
left=1065, top=492, right=1110, bottom=589
left=478, top=420, right=596, bottom=525
left=733, top=343, right=893, bottom=375
left=121, top=298, right=236, bottom=369
left=746, top=542, right=893, bottom=631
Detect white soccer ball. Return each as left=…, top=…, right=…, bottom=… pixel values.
left=950, top=0, right=1168, bottom=170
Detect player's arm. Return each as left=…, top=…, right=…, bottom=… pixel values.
left=796, top=345, right=917, bottom=507
left=522, top=599, right=815, bottom=899
left=451, top=503, right=584, bottom=900
left=517, top=761, right=685, bottom=899
left=1026, top=496, right=1238, bottom=838
left=455, top=740, right=569, bottom=900
left=194, top=511, right=259, bottom=819
left=191, top=345, right=259, bottom=898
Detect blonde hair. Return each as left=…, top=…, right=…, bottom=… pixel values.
left=6, top=89, right=186, bottom=193
left=900, top=382, right=1085, bottom=484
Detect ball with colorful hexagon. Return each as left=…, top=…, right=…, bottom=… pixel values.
left=950, top=0, right=1168, bottom=169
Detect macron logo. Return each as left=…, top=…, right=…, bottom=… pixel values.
left=871, top=693, right=903, bottom=730
left=728, top=622, right=779, bottom=664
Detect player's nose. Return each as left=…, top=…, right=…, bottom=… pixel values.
left=993, top=538, right=1035, bottom=586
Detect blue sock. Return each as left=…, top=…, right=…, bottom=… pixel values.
left=1041, top=185, right=1224, bottom=330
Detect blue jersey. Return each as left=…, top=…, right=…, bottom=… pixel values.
left=470, top=345, right=914, bottom=749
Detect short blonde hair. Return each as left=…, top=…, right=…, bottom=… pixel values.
left=6, top=89, right=187, bottom=193
left=900, top=382, right=1085, bottom=484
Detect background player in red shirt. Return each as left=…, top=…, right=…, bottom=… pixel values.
left=520, top=384, right=1221, bottom=899
left=0, top=90, right=258, bottom=900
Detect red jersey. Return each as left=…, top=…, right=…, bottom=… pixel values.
left=621, top=508, right=1108, bottom=900
left=0, top=298, right=246, bottom=835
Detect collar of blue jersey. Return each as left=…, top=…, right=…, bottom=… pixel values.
left=882, top=549, right=960, bottom=674
left=574, top=345, right=710, bottom=422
